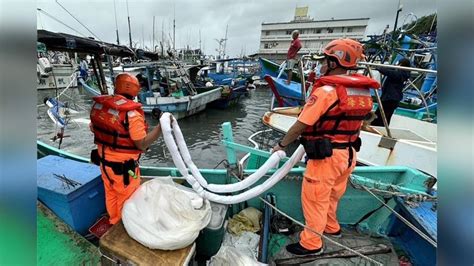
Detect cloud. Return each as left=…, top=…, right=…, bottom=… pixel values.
left=37, top=0, right=436, bottom=57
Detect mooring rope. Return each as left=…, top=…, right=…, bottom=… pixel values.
left=360, top=185, right=437, bottom=248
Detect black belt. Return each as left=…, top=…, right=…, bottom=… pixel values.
left=99, top=148, right=138, bottom=186
left=330, top=142, right=355, bottom=168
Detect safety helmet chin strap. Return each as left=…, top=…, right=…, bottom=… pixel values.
left=323, top=56, right=350, bottom=76
left=323, top=57, right=337, bottom=76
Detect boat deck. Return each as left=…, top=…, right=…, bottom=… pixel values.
left=37, top=202, right=101, bottom=265
left=269, top=228, right=398, bottom=265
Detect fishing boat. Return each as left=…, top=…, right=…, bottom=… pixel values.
left=259, top=57, right=301, bottom=83
left=122, top=62, right=222, bottom=119
left=265, top=72, right=438, bottom=123
left=37, top=42, right=78, bottom=90
left=37, top=119, right=436, bottom=265
left=205, top=58, right=256, bottom=87
left=264, top=75, right=305, bottom=107
left=38, top=30, right=224, bottom=120
left=207, top=85, right=248, bottom=109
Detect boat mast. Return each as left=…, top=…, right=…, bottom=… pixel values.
left=390, top=0, right=403, bottom=53
left=161, top=19, right=164, bottom=56
left=126, top=0, right=132, bottom=49
left=173, top=5, right=176, bottom=50
left=223, top=24, right=228, bottom=58
left=113, top=0, right=120, bottom=44
left=153, top=16, right=155, bottom=52
left=141, top=24, right=144, bottom=49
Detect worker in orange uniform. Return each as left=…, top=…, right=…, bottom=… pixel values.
left=272, top=39, right=380, bottom=255
left=90, top=73, right=164, bottom=224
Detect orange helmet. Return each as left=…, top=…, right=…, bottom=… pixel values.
left=114, top=73, right=140, bottom=97
left=323, top=39, right=364, bottom=68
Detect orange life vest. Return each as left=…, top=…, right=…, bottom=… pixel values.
left=90, top=95, right=147, bottom=154
left=301, top=74, right=380, bottom=144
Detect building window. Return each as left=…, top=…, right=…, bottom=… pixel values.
left=347, top=27, right=353, bottom=33
left=327, top=28, right=333, bottom=33
left=265, top=31, right=270, bottom=36
left=264, top=43, right=269, bottom=49
left=286, top=30, right=292, bottom=35
left=316, top=29, right=321, bottom=34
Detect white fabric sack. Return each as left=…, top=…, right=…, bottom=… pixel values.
left=208, top=246, right=261, bottom=266
left=122, top=177, right=212, bottom=250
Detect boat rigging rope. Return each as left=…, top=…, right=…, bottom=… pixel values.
left=55, top=0, right=102, bottom=41
left=36, top=8, right=87, bottom=37
left=359, top=185, right=438, bottom=248
left=259, top=197, right=383, bottom=266
left=349, top=178, right=437, bottom=204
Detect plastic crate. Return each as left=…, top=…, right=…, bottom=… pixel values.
left=195, top=202, right=228, bottom=258
left=37, top=155, right=106, bottom=235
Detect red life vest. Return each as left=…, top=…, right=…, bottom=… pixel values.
left=301, top=74, right=380, bottom=143
left=90, top=95, right=147, bottom=154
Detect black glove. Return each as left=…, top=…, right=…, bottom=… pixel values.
left=151, top=107, right=162, bottom=120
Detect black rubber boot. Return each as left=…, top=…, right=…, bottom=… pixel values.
left=286, top=242, right=323, bottom=256
left=325, top=229, right=342, bottom=238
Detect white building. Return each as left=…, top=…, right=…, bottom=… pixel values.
left=258, top=7, right=369, bottom=63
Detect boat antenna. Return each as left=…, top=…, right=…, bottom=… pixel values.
left=126, top=0, right=133, bottom=49
left=161, top=19, right=165, bottom=56
left=173, top=4, right=176, bottom=50
left=37, top=8, right=86, bottom=37
left=142, top=24, right=144, bottom=49
left=55, top=0, right=101, bottom=41
left=223, top=24, right=228, bottom=58
left=113, top=0, right=120, bottom=44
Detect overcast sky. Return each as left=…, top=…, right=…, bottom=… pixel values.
left=37, top=0, right=436, bottom=57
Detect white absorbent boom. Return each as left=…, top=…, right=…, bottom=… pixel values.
left=160, top=113, right=305, bottom=204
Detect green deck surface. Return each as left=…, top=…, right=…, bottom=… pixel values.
left=37, top=203, right=100, bottom=265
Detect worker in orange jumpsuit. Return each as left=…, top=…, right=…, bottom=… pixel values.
left=272, top=39, right=380, bottom=255
left=90, top=73, right=164, bottom=224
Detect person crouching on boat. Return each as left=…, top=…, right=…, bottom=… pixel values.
left=272, top=39, right=380, bottom=255
left=89, top=73, right=165, bottom=225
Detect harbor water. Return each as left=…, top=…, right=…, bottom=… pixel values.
left=37, top=86, right=280, bottom=168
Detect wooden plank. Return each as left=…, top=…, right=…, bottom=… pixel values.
left=100, top=222, right=194, bottom=266
left=274, top=244, right=391, bottom=265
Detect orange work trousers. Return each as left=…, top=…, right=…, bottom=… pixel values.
left=100, top=164, right=141, bottom=224
left=299, top=148, right=356, bottom=250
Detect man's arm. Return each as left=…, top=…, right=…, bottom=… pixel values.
left=133, top=124, right=161, bottom=151
left=129, top=111, right=169, bottom=151
left=377, top=67, right=399, bottom=78
left=271, top=86, right=338, bottom=153
left=272, top=121, right=308, bottom=152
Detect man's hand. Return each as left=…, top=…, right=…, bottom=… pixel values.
left=151, top=108, right=162, bottom=120
left=271, top=143, right=284, bottom=154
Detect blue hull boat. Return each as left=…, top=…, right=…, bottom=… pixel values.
left=264, top=75, right=305, bottom=107
left=208, top=85, right=248, bottom=109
